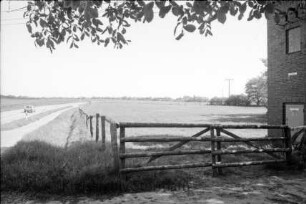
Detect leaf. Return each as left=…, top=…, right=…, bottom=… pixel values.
left=186, top=2, right=192, bottom=7
left=183, top=24, right=196, bottom=32
left=144, top=2, right=154, bottom=23
left=39, top=19, right=48, bottom=28
left=70, top=43, right=73, bottom=49
left=66, top=35, right=72, bottom=43
left=230, top=6, right=238, bottom=16
left=172, top=6, right=179, bottom=16
left=49, top=38, right=55, bottom=49
left=238, top=13, right=244, bottom=20
left=104, top=38, right=110, bottom=47
left=74, top=35, right=80, bottom=41
left=217, top=11, right=227, bottom=24
left=240, top=2, right=247, bottom=14
left=205, top=29, right=213, bottom=37
left=159, top=5, right=171, bottom=18
left=90, top=8, right=99, bottom=18
left=174, top=22, right=181, bottom=35
left=219, top=4, right=229, bottom=15
left=175, top=32, right=184, bottom=40
left=122, top=28, right=126, bottom=34
left=155, top=1, right=165, bottom=9
left=74, top=43, right=79, bottom=48
left=26, top=23, right=32, bottom=33
left=117, top=32, right=127, bottom=44
left=254, top=10, right=262, bottom=19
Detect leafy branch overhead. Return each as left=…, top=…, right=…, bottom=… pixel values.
left=24, top=0, right=306, bottom=52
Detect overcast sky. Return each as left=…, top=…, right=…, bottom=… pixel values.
left=1, top=1, right=267, bottom=98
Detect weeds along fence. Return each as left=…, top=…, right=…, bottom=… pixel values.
left=78, top=108, right=305, bottom=176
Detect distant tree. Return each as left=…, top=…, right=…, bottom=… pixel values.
left=245, top=72, right=267, bottom=106
left=23, top=0, right=306, bottom=52
left=210, top=97, right=227, bottom=105
left=225, top=94, right=250, bottom=106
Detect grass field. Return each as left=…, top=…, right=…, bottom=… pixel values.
left=83, top=99, right=267, bottom=139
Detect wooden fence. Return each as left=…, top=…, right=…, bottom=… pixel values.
left=78, top=108, right=306, bottom=176
left=118, top=123, right=292, bottom=175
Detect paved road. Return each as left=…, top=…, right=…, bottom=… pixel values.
left=1, top=103, right=84, bottom=125
left=1, top=103, right=85, bottom=148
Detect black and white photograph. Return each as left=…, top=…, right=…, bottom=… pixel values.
left=1, top=0, right=306, bottom=203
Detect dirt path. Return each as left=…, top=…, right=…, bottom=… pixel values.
left=2, top=173, right=305, bottom=203
left=1, top=103, right=85, bottom=147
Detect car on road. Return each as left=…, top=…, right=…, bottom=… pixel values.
left=24, top=105, right=35, bottom=113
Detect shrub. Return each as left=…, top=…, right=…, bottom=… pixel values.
left=225, top=94, right=250, bottom=106
left=209, top=97, right=227, bottom=105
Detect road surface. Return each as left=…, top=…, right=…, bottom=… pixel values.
left=1, top=102, right=85, bottom=148
left=1, top=103, right=85, bottom=125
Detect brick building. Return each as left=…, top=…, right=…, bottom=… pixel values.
left=267, top=1, right=306, bottom=136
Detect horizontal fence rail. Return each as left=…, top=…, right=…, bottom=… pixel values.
left=77, top=110, right=299, bottom=176
left=120, top=162, right=213, bottom=173
left=116, top=122, right=293, bottom=175
left=119, top=122, right=288, bottom=129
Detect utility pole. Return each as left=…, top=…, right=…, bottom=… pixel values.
left=225, top=79, right=233, bottom=97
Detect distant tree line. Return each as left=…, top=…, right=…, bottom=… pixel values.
left=2, top=70, right=266, bottom=107
left=209, top=71, right=267, bottom=107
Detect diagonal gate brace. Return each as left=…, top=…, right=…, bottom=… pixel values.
left=146, top=128, right=210, bottom=164
left=220, top=128, right=282, bottom=160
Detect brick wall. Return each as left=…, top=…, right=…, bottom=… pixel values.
left=267, top=2, right=306, bottom=136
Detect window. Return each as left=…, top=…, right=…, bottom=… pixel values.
left=286, top=27, right=301, bottom=53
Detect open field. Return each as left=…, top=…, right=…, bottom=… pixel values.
left=83, top=100, right=268, bottom=140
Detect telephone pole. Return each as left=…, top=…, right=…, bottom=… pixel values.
left=225, top=79, right=233, bottom=97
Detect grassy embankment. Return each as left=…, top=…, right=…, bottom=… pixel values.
left=1, top=106, right=71, bottom=131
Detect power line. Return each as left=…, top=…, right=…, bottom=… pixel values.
left=2, top=5, right=27, bottom=13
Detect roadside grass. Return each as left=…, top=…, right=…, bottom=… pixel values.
left=1, top=141, right=189, bottom=195
left=21, top=108, right=89, bottom=147
left=2, top=137, right=302, bottom=197
left=1, top=106, right=71, bottom=131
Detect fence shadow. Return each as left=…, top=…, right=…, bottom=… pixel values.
left=209, top=114, right=267, bottom=123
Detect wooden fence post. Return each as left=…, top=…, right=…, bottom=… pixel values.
left=96, top=113, right=100, bottom=142
left=110, top=123, right=119, bottom=172
left=85, top=116, right=88, bottom=128
left=285, top=127, right=292, bottom=164
left=119, top=126, right=126, bottom=170
left=101, top=116, right=106, bottom=150
left=210, top=127, right=217, bottom=176
left=89, top=116, right=93, bottom=138
left=216, top=127, right=223, bottom=175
